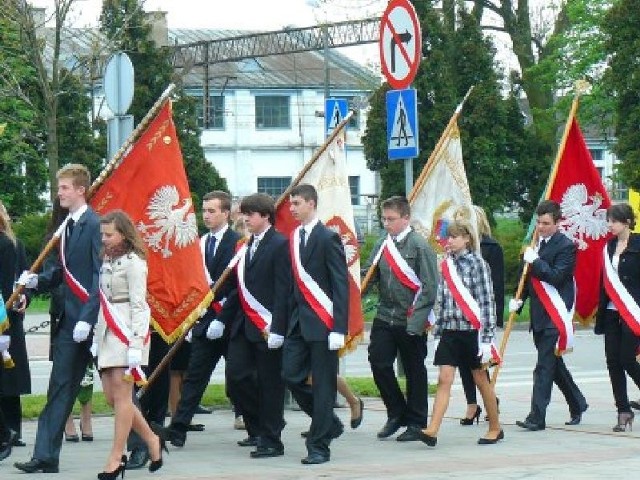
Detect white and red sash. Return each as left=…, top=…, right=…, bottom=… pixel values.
left=290, top=227, right=334, bottom=330
left=372, top=235, right=430, bottom=323
left=602, top=247, right=640, bottom=336
left=99, top=289, right=150, bottom=386
left=59, top=219, right=89, bottom=303
left=235, top=244, right=272, bottom=331
left=441, top=257, right=502, bottom=365
left=531, top=277, right=576, bottom=354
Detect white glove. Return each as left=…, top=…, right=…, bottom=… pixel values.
left=185, top=329, right=193, bottom=343
left=72, top=321, right=92, bottom=342
left=479, top=343, right=493, bottom=364
left=508, top=298, right=523, bottom=313
left=127, top=348, right=142, bottom=368
left=206, top=320, right=225, bottom=340
left=433, top=337, right=440, bottom=354
left=0, top=335, right=10, bottom=352
left=267, top=333, right=284, bottom=349
left=523, top=246, right=539, bottom=264
left=328, top=332, right=345, bottom=351
left=17, top=271, right=38, bottom=289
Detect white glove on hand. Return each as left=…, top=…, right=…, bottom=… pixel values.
left=328, top=332, right=345, bottom=351
left=267, top=333, right=284, bottom=350
left=206, top=320, right=225, bottom=340
left=72, top=321, right=92, bottom=343
left=523, top=246, right=539, bottom=264
left=0, top=335, right=10, bottom=352
left=127, top=348, right=142, bottom=368
left=185, top=329, right=193, bottom=343
left=479, top=343, right=493, bottom=365
left=17, top=271, right=38, bottom=289
left=508, top=298, right=523, bottom=313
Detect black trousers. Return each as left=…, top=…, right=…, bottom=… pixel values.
left=0, top=404, right=9, bottom=441
left=368, top=319, right=428, bottom=427
left=172, top=335, right=227, bottom=428
left=128, top=333, right=170, bottom=453
left=603, top=311, right=640, bottom=413
left=282, top=327, right=339, bottom=457
left=529, top=329, right=587, bottom=424
left=0, top=396, right=22, bottom=437
left=226, top=334, right=284, bottom=449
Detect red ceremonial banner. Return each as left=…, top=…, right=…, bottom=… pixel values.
left=91, top=101, right=212, bottom=342
left=546, top=117, right=612, bottom=322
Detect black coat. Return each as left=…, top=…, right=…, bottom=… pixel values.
left=595, top=233, right=640, bottom=335
left=480, top=235, right=505, bottom=327
left=0, top=232, right=32, bottom=396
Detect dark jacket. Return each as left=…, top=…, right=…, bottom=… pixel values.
left=595, top=233, right=640, bottom=335
left=0, top=232, right=32, bottom=396
left=521, top=231, right=576, bottom=333
left=481, top=235, right=505, bottom=328
left=288, top=221, right=349, bottom=341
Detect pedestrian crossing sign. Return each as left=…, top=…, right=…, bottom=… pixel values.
left=386, top=88, right=418, bottom=160
left=325, top=98, right=348, bottom=136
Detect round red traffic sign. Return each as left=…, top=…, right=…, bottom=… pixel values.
left=379, top=0, right=422, bottom=90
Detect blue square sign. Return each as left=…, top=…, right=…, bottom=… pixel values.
left=325, top=98, right=349, bottom=136
left=386, top=89, right=418, bottom=160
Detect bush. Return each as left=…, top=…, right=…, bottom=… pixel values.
left=13, top=211, right=51, bottom=264
left=493, top=217, right=526, bottom=295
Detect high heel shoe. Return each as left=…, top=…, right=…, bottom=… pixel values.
left=460, top=405, right=482, bottom=426
left=149, top=437, right=168, bottom=472
left=613, top=411, right=634, bottom=432
left=80, top=421, right=94, bottom=442
left=417, top=430, right=437, bottom=447
left=478, top=429, right=505, bottom=445
left=97, top=455, right=127, bottom=480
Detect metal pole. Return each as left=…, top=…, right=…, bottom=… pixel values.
left=323, top=24, right=330, bottom=100
left=404, top=157, right=413, bottom=195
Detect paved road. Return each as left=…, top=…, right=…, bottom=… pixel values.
left=5, top=314, right=638, bottom=479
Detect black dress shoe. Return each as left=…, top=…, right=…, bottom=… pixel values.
left=186, top=423, right=205, bottom=432
left=377, top=417, right=405, bottom=439
left=566, top=403, right=589, bottom=425
left=195, top=404, right=213, bottom=414
left=478, top=429, right=505, bottom=445
left=301, top=453, right=329, bottom=465
left=250, top=446, right=284, bottom=458
left=516, top=419, right=545, bottom=431
left=0, top=430, right=18, bottom=461
left=350, top=397, right=364, bottom=429
left=125, top=448, right=149, bottom=470
left=14, top=458, right=60, bottom=473
left=237, top=436, right=258, bottom=447
left=153, top=423, right=186, bottom=447
left=417, top=430, right=437, bottom=447
left=396, top=426, right=422, bottom=442
left=330, top=419, right=344, bottom=439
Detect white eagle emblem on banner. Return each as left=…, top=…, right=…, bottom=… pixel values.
left=559, top=183, right=608, bottom=251
left=137, top=185, right=198, bottom=258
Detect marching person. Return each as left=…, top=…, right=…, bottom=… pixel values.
left=456, top=205, right=505, bottom=425
left=595, top=203, right=640, bottom=432
left=219, top=193, right=290, bottom=459
left=282, top=184, right=348, bottom=465
left=15, top=164, right=101, bottom=474
left=95, top=210, right=166, bottom=478
left=364, top=196, right=437, bottom=442
left=157, top=191, right=241, bottom=447
left=513, top=200, right=588, bottom=431
left=418, top=219, right=502, bottom=447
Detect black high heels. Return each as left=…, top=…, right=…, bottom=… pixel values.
left=417, top=430, right=437, bottom=447
left=460, top=405, right=482, bottom=426
left=149, top=436, right=168, bottom=472
left=97, top=455, right=127, bottom=480
left=613, top=411, right=634, bottom=432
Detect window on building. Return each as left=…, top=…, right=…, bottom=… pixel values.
left=345, top=97, right=361, bottom=130
left=589, top=149, right=604, bottom=161
left=195, top=95, right=225, bottom=129
left=349, top=176, right=360, bottom=206
left=596, top=167, right=604, bottom=179
left=255, top=96, right=290, bottom=129
left=257, top=177, right=292, bottom=198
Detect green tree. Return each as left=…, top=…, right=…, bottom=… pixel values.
left=602, top=0, right=640, bottom=190
left=100, top=0, right=227, bottom=201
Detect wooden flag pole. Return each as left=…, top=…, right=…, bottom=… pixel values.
left=6, top=84, right=176, bottom=312
left=492, top=91, right=583, bottom=385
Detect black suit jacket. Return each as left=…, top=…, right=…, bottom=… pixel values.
left=288, top=221, right=349, bottom=341
left=595, top=233, right=640, bottom=334
left=219, top=226, right=291, bottom=342
left=522, top=231, right=576, bottom=333
left=192, top=227, right=241, bottom=337
left=481, top=235, right=505, bottom=327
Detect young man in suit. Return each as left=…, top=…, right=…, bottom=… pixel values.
left=282, top=184, right=348, bottom=465
left=219, top=193, right=291, bottom=459
left=513, top=200, right=588, bottom=431
left=155, top=191, right=240, bottom=448
left=365, top=195, right=437, bottom=442
left=15, top=164, right=101, bottom=473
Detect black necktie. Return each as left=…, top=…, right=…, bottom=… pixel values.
left=300, top=228, right=306, bottom=252
left=66, top=218, right=75, bottom=240
left=539, top=238, right=548, bottom=252
left=206, top=234, right=217, bottom=260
